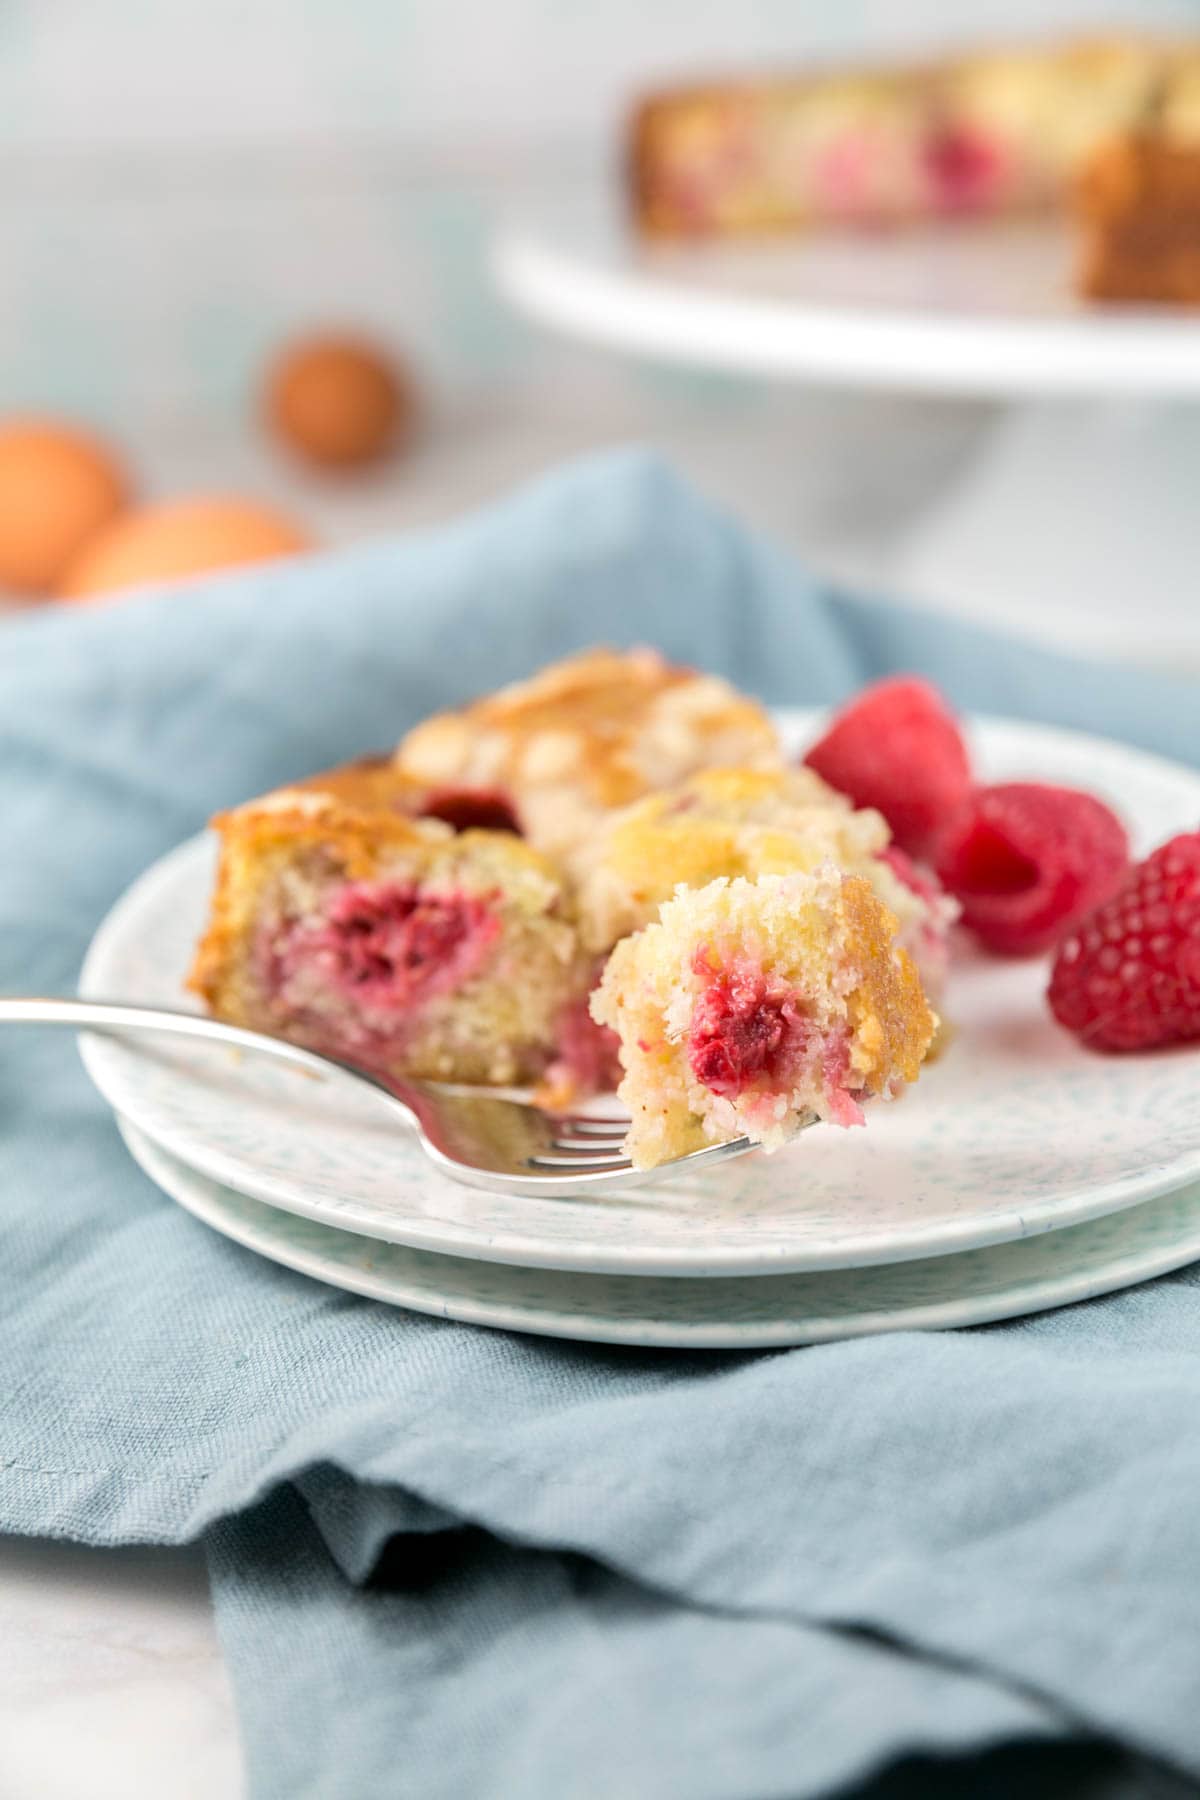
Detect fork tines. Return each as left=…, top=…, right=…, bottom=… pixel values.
left=526, top=1115, right=631, bottom=1171
left=558, top=1116, right=628, bottom=1137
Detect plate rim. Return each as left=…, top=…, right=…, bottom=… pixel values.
left=119, top=1117, right=1200, bottom=1349
left=80, top=711, right=1200, bottom=1278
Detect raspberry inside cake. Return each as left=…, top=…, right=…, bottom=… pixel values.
left=591, top=870, right=936, bottom=1170
left=270, top=881, right=501, bottom=1017
left=189, top=763, right=585, bottom=1086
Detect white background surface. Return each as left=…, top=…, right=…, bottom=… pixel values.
left=5, top=3, right=1200, bottom=1795
left=0, top=1540, right=239, bottom=1799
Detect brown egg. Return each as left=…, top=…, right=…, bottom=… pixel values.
left=264, top=331, right=414, bottom=470
left=0, top=418, right=129, bottom=595
left=58, top=496, right=313, bottom=601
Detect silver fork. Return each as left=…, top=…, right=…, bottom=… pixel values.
left=0, top=997, right=757, bottom=1196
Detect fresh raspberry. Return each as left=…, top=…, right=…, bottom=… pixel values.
left=1048, top=832, right=1200, bottom=1051
left=935, top=782, right=1129, bottom=957
left=803, top=676, right=971, bottom=859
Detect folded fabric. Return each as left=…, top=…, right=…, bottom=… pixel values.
left=3, top=450, right=1200, bottom=1799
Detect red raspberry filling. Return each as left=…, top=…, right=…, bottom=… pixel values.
left=923, top=124, right=1007, bottom=212
left=281, top=880, right=501, bottom=1012
left=687, top=961, right=866, bottom=1126
left=418, top=787, right=521, bottom=835
left=813, top=129, right=888, bottom=219
left=935, top=782, right=1129, bottom=957
left=546, top=990, right=622, bottom=1098
left=687, top=958, right=811, bottom=1098
left=821, top=1031, right=865, bottom=1128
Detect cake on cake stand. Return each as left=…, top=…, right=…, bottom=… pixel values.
left=495, top=206, right=1200, bottom=670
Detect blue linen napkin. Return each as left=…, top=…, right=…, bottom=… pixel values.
left=4, top=449, right=1200, bottom=1800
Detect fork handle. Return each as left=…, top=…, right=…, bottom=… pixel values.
left=0, top=995, right=417, bottom=1118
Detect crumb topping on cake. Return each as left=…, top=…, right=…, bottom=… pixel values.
left=394, top=648, right=782, bottom=859
left=191, top=651, right=945, bottom=1124
left=573, top=764, right=949, bottom=993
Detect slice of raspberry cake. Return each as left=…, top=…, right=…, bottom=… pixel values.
left=393, top=648, right=782, bottom=866
left=591, top=871, right=935, bottom=1170
left=574, top=766, right=956, bottom=997
left=629, top=37, right=1171, bottom=238
left=189, top=760, right=586, bottom=1086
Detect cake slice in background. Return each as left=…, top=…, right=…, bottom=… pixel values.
left=189, top=759, right=586, bottom=1087
left=629, top=31, right=1200, bottom=306
left=393, top=647, right=782, bottom=865
left=629, top=36, right=1170, bottom=239
left=592, top=870, right=936, bottom=1170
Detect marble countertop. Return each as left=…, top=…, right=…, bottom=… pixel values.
left=0, top=1539, right=240, bottom=1798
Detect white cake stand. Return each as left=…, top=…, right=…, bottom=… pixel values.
left=494, top=208, right=1200, bottom=667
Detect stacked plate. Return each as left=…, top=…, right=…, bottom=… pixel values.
left=79, top=713, right=1200, bottom=1349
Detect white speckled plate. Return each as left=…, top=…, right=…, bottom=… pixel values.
left=81, top=714, right=1200, bottom=1278
left=121, top=1117, right=1200, bottom=1347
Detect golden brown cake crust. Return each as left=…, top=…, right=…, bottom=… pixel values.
left=396, top=648, right=775, bottom=805
left=393, top=648, right=781, bottom=859
left=840, top=875, right=932, bottom=1091
left=1076, top=134, right=1200, bottom=302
